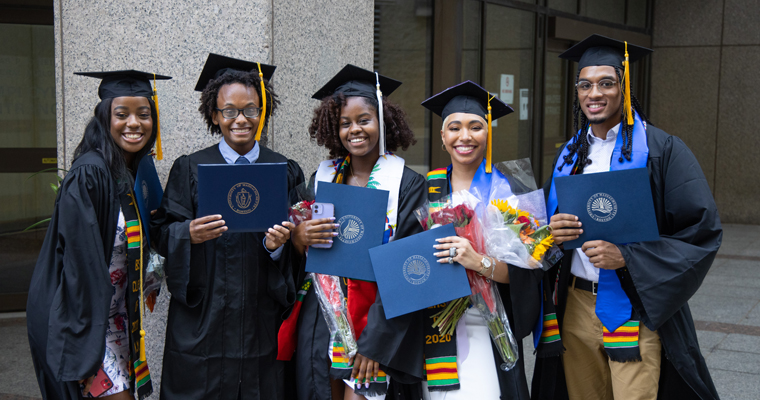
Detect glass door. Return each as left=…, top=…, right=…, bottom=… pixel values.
left=0, top=22, right=57, bottom=312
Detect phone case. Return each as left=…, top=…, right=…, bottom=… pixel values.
left=87, top=366, right=114, bottom=397
left=311, top=202, right=334, bottom=249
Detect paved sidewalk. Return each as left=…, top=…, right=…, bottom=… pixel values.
left=2, top=224, right=759, bottom=399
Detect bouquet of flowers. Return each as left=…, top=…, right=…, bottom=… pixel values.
left=415, top=191, right=518, bottom=371
left=311, top=272, right=359, bottom=362
left=481, top=161, right=562, bottom=271
left=289, top=199, right=315, bottom=226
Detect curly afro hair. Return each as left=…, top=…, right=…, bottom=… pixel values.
left=308, top=93, right=416, bottom=159
left=198, top=69, right=281, bottom=136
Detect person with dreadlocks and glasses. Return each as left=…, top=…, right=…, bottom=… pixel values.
left=150, top=54, right=304, bottom=400
left=532, top=34, right=722, bottom=400
left=276, top=64, right=425, bottom=400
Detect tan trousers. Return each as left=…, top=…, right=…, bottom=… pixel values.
left=561, top=278, right=662, bottom=400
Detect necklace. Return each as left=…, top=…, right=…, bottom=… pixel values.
left=348, top=163, right=369, bottom=188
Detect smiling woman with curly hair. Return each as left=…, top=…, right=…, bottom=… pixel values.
left=279, top=65, right=426, bottom=400
left=308, top=91, right=415, bottom=159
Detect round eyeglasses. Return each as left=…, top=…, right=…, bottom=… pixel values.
left=575, top=80, right=619, bottom=94
left=216, top=107, right=261, bottom=119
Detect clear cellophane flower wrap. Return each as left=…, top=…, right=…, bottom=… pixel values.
left=414, top=190, right=519, bottom=371
left=143, top=249, right=165, bottom=312
left=480, top=159, right=563, bottom=271
left=311, top=272, right=358, bottom=361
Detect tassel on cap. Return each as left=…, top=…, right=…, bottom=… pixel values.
left=375, top=72, right=386, bottom=156
left=254, top=62, right=267, bottom=142
left=152, top=74, right=163, bottom=160
left=623, top=42, right=633, bottom=126
left=486, top=93, right=494, bottom=173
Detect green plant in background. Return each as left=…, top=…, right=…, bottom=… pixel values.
left=24, top=168, right=67, bottom=231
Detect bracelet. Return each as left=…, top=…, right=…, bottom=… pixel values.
left=488, top=257, right=496, bottom=280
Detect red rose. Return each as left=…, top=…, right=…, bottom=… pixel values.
left=516, top=216, right=530, bottom=225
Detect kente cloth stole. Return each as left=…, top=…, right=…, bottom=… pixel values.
left=545, top=111, right=649, bottom=362
left=120, top=192, right=153, bottom=400
left=314, top=154, right=403, bottom=395
left=421, top=168, right=461, bottom=391
left=276, top=277, right=312, bottom=361
left=534, top=272, right=564, bottom=358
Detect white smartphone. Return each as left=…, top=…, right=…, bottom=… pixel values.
left=311, top=202, right=335, bottom=249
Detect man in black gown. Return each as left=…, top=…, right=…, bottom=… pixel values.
left=151, top=54, right=304, bottom=400
left=532, top=35, right=722, bottom=400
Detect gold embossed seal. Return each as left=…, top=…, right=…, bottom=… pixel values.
left=227, top=182, right=260, bottom=214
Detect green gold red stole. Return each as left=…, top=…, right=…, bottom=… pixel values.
left=121, top=192, right=152, bottom=400
left=422, top=168, right=461, bottom=391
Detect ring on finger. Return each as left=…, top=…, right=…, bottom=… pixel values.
left=448, top=256, right=454, bottom=264
left=449, top=247, right=457, bottom=257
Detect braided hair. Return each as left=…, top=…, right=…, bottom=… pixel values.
left=558, top=67, right=650, bottom=174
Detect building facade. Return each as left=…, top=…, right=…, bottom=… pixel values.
left=1, top=0, right=758, bottom=395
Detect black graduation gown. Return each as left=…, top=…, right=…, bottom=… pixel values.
left=26, top=152, right=122, bottom=400
left=290, top=167, right=426, bottom=400
left=151, top=144, right=304, bottom=400
left=531, top=126, right=722, bottom=400
left=354, top=169, right=542, bottom=400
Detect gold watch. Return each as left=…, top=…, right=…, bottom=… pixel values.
left=478, top=256, right=492, bottom=276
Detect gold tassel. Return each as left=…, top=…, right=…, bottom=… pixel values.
left=152, top=74, right=163, bottom=160
left=486, top=94, right=494, bottom=174
left=254, top=63, right=267, bottom=142
left=140, top=330, right=146, bottom=362
left=623, top=42, right=633, bottom=126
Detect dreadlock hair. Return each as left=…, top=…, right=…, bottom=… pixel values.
left=73, top=96, right=159, bottom=194
left=198, top=69, right=280, bottom=139
left=559, top=67, right=650, bottom=174
left=308, top=93, right=417, bottom=159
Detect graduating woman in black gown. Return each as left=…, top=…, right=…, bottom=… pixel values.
left=27, top=70, right=170, bottom=400
left=277, top=65, right=426, bottom=400
left=151, top=54, right=304, bottom=400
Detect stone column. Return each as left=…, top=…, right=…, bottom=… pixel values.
left=54, top=0, right=373, bottom=395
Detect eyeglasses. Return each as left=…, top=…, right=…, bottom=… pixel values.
left=575, top=80, right=619, bottom=94
left=216, top=107, right=261, bottom=119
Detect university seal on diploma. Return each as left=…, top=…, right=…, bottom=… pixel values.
left=228, top=182, right=260, bottom=215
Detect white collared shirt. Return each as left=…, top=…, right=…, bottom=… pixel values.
left=570, top=123, right=620, bottom=282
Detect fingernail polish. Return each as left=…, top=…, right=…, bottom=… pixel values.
left=332, top=232, right=339, bottom=236
left=328, top=240, right=333, bottom=243
left=365, top=382, right=370, bottom=388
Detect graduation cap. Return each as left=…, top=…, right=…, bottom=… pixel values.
left=75, top=70, right=172, bottom=160
left=422, top=80, right=513, bottom=173
left=194, top=53, right=276, bottom=92
left=559, top=34, right=652, bottom=127
left=195, top=53, right=276, bottom=142
left=312, top=64, right=402, bottom=155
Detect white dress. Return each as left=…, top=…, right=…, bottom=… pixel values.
left=422, top=307, right=501, bottom=400
left=85, top=208, right=131, bottom=397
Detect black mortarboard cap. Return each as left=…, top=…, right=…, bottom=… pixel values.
left=194, top=53, right=276, bottom=92
left=311, top=64, right=401, bottom=100
left=75, top=70, right=171, bottom=100
left=558, top=34, right=652, bottom=70
left=421, top=80, right=513, bottom=121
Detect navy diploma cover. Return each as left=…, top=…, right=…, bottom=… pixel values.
left=134, top=155, right=163, bottom=244
left=369, top=224, right=472, bottom=319
left=197, top=163, right=287, bottom=232
left=305, top=182, right=389, bottom=281
left=555, top=168, right=659, bottom=249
